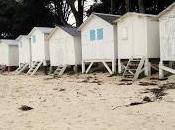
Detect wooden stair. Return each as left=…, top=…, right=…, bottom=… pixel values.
left=27, top=61, right=43, bottom=76
left=53, top=65, right=67, bottom=76
left=122, top=57, right=145, bottom=81
left=15, top=63, right=29, bottom=75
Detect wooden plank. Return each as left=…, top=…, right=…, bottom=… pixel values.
left=86, top=62, right=94, bottom=74
left=151, top=64, right=159, bottom=71
left=102, top=61, right=113, bottom=75
left=159, top=65, right=175, bottom=74
left=84, top=59, right=113, bottom=63
left=59, top=65, right=67, bottom=75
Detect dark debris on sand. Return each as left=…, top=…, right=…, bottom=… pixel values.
left=113, top=82, right=175, bottom=110
left=19, top=105, right=34, bottom=111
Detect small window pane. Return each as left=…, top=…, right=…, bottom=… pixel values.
left=97, top=28, right=103, bottom=40
left=90, top=30, right=96, bottom=41
left=32, top=36, right=36, bottom=43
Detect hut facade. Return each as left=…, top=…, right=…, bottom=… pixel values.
left=115, top=12, right=160, bottom=76
left=48, top=26, right=81, bottom=75
left=0, top=40, right=19, bottom=68
left=158, top=3, right=175, bottom=78
left=27, top=27, right=53, bottom=75
left=78, top=13, right=120, bottom=74
left=16, top=35, right=31, bottom=66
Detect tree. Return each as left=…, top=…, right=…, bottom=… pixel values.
left=66, top=0, right=85, bottom=27
left=48, top=0, right=71, bottom=26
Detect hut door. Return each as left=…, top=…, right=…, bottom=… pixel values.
left=55, top=39, right=64, bottom=65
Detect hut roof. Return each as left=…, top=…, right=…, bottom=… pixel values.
left=28, top=27, right=53, bottom=36
left=114, top=12, right=158, bottom=23
left=48, top=26, right=80, bottom=40
left=0, top=39, right=18, bottom=46
left=78, top=13, right=120, bottom=30
left=158, top=2, right=175, bottom=17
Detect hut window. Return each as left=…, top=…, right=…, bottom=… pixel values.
left=90, top=30, right=96, bottom=41
left=122, top=27, right=128, bottom=40
left=97, top=28, right=103, bottom=40
left=32, top=36, right=36, bottom=43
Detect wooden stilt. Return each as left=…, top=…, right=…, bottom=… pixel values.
left=118, top=59, right=122, bottom=74
left=49, top=66, right=53, bottom=74
left=144, top=59, right=151, bottom=76
left=82, top=61, right=85, bottom=74
left=8, top=66, right=11, bottom=72
left=159, top=61, right=164, bottom=79
left=86, top=62, right=94, bottom=74
left=112, top=59, right=116, bottom=74
left=73, top=65, right=78, bottom=73
left=169, top=61, right=173, bottom=68
left=102, top=61, right=113, bottom=75
left=44, top=66, right=47, bottom=75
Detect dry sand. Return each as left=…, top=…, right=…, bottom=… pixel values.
left=0, top=73, right=175, bottom=130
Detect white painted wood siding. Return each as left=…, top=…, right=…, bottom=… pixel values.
left=0, top=43, right=18, bottom=66
left=81, top=16, right=117, bottom=61
left=49, top=28, right=81, bottom=66
left=18, top=36, right=31, bottom=65
left=30, top=30, right=47, bottom=62
left=118, top=15, right=159, bottom=59
left=159, top=7, right=175, bottom=61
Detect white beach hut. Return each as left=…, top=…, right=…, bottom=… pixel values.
left=15, top=35, right=31, bottom=74
left=115, top=12, right=160, bottom=79
left=78, top=13, right=120, bottom=74
left=0, top=39, right=19, bottom=70
left=158, top=3, right=175, bottom=79
left=48, top=26, right=81, bottom=75
left=27, top=27, right=53, bottom=75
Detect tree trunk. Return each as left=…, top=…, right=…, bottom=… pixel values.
left=138, top=0, right=145, bottom=13
left=67, top=0, right=84, bottom=27
left=125, top=0, right=130, bottom=12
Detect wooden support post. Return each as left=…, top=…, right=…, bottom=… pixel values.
left=159, top=61, right=164, bottom=79
left=86, top=62, right=94, bottom=74
left=49, top=66, right=53, bottom=74
left=73, top=65, right=78, bottom=73
left=44, top=66, right=47, bottom=75
left=169, top=61, right=173, bottom=69
left=82, top=61, right=85, bottom=74
left=112, top=59, right=116, bottom=74
left=144, top=59, right=151, bottom=76
left=8, top=66, right=11, bottom=72
left=102, top=61, right=113, bottom=75
left=118, top=59, right=122, bottom=74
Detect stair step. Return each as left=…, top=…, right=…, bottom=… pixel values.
left=122, top=57, right=145, bottom=81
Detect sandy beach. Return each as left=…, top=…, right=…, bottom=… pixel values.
left=0, top=73, right=175, bottom=130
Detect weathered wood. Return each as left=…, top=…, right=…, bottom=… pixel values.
left=86, top=62, right=94, bottom=74
left=102, top=61, right=113, bottom=75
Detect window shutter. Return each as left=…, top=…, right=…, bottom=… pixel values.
left=90, top=30, right=96, bottom=41
left=33, top=36, right=36, bottom=43
left=97, top=28, right=103, bottom=40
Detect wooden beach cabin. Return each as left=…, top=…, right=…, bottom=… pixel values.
left=48, top=26, right=81, bottom=75
left=78, top=13, right=120, bottom=74
left=0, top=40, right=19, bottom=71
left=115, top=12, right=160, bottom=80
left=158, top=3, right=175, bottom=79
left=15, top=35, right=31, bottom=74
left=27, top=27, right=53, bottom=75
